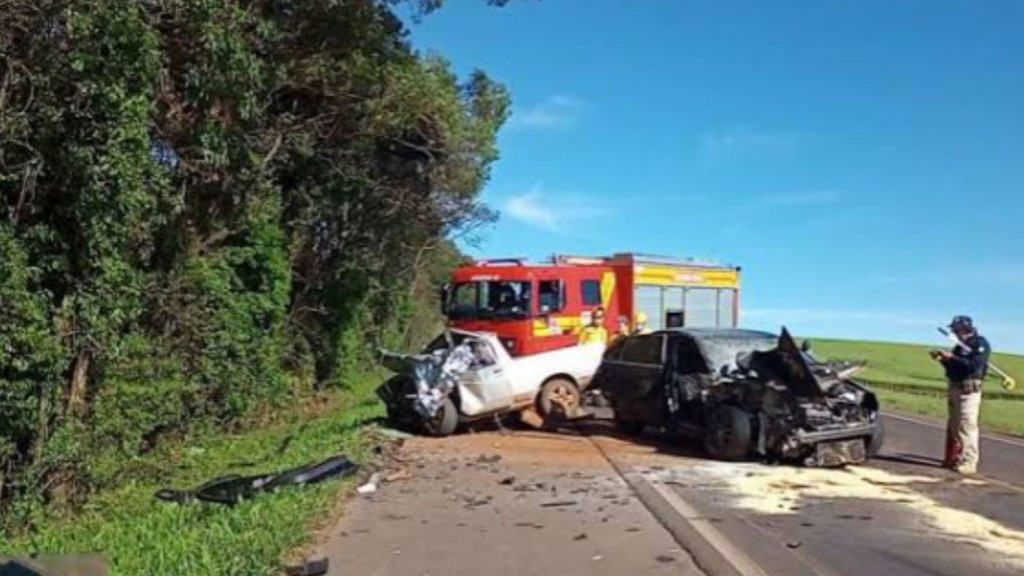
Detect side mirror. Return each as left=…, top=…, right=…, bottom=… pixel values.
left=801, top=339, right=812, bottom=353
left=440, top=283, right=452, bottom=315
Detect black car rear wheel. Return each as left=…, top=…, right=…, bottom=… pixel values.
left=703, top=405, right=753, bottom=461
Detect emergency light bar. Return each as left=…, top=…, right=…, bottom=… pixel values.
left=473, top=257, right=528, bottom=267
left=551, top=254, right=606, bottom=266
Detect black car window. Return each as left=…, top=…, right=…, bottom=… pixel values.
left=603, top=336, right=627, bottom=360
left=674, top=337, right=709, bottom=375
left=621, top=335, right=664, bottom=365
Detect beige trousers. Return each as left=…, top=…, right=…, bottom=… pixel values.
left=946, top=380, right=982, bottom=471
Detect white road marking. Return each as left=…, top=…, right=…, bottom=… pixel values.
left=637, top=474, right=773, bottom=576
left=884, top=412, right=1024, bottom=449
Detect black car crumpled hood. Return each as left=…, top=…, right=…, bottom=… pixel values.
left=746, top=328, right=831, bottom=398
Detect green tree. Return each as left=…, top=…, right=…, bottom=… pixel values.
left=0, top=0, right=508, bottom=514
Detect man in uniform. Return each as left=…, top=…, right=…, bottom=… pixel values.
left=578, top=307, right=608, bottom=345
left=632, top=312, right=649, bottom=335
left=930, top=315, right=990, bottom=474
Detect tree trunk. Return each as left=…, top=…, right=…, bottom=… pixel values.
left=31, top=382, right=51, bottom=462
left=67, top=350, right=91, bottom=419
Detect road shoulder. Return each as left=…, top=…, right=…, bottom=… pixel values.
left=318, top=430, right=703, bottom=576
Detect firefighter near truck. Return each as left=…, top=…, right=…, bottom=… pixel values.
left=377, top=253, right=743, bottom=436
left=443, top=253, right=743, bottom=356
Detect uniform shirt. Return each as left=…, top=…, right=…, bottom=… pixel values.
left=942, top=333, right=990, bottom=382
left=578, top=325, right=608, bottom=345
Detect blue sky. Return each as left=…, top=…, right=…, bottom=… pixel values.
left=405, top=0, right=1024, bottom=352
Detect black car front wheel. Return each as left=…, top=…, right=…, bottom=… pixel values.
left=866, top=420, right=885, bottom=458
left=703, top=405, right=753, bottom=461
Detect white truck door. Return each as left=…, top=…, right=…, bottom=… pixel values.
left=456, top=340, right=515, bottom=416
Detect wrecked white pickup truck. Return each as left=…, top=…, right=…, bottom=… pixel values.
left=377, top=330, right=604, bottom=436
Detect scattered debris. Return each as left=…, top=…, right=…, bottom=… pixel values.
left=786, top=542, right=803, bottom=549
left=155, top=455, right=357, bottom=505
left=285, top=558, right=329, bottom=576
left=375, top=427, right=415, bottom=440
left=540, top=500, right=578, bottom=508
left=385, top=468, right=413, bottom=483
left=573, top=533, right=588, bottom=541
left=462, top=496, right=492, bottom=509
left=357, top=473, right=382, bottom=495
left=514, top=522, right=545, bottom=530
left=477, top=454, right=502, bottom=464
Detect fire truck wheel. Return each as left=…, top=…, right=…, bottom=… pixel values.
left=538, top=377, right=581, bottom=420
left=421, top=396, right=459, bottom=437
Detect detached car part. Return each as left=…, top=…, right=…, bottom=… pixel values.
left=155, top=455, right=358, bottom=505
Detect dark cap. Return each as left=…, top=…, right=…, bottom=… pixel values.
left=949, top=315, right=974, bottom=331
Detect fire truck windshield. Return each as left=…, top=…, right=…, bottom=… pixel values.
left=449, top=281, right=532, bottom=320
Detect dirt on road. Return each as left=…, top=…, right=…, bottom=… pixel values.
left=309, top=416, right=1024, bottom=576
left=316, top=428, right=702, bottom=576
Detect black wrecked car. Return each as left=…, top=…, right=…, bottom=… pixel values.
left=592, top=327, right=883, bottom=466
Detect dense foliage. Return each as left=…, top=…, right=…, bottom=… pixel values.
left=0, top=0, right=506, bottom=521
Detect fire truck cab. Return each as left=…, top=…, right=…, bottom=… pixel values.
left=443, top=253, right=742, bottom=356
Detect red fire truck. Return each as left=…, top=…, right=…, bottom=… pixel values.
left=443, top=253, right=742, bottom=356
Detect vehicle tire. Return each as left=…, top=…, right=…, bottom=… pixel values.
left=703, top=405, right=753, bottom=461
left=421, top=396, right=459, bottom=437
left=538, top=377, right=581, bottom=421
left=866, top=421, right=885, bottom=458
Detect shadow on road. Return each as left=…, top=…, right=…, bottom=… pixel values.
left=874, top=453, right=945, bottom=470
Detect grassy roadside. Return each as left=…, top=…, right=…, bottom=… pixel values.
left=810, top=338, right=1024, bottom=436
left=812, top=338, right=1024, bottom=396
left=877, top=390, right=1024, bottom=437
left=0, top=374, right=386, bottom=576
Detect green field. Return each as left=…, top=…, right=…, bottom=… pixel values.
left=0, top=376, right=385, bottom=576
left=812, top=338, right=1024, bottom=435
left=811, top=338, right=1024, bottom=394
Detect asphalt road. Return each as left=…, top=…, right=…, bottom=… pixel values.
left=318, top=410, right=1024, bottom=576
left=628, top=411, right=1024, bottom=576
left=879, top=411, right=1024, bottom=487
